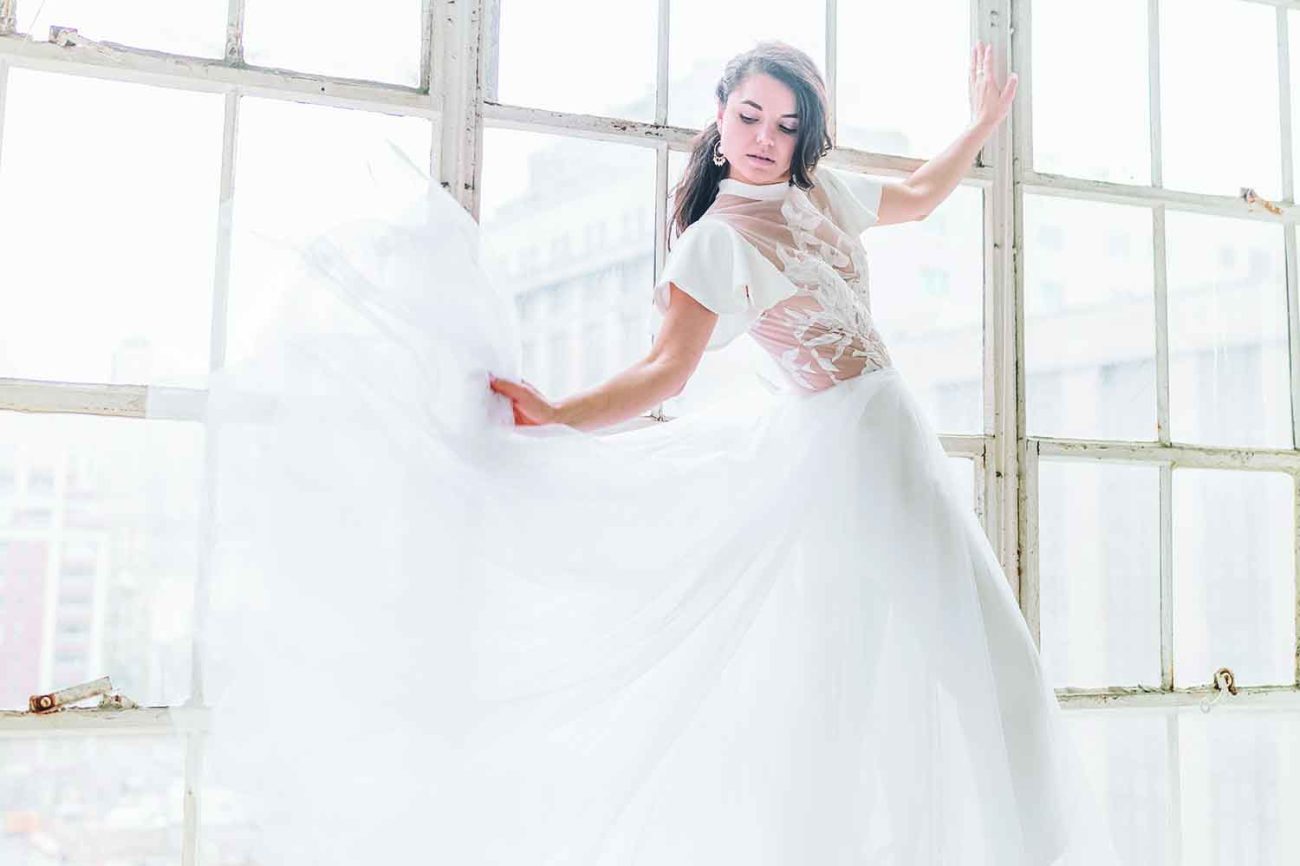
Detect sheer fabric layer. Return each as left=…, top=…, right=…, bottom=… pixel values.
left=654, top=167, right=893, bottom=391
left=142, top=155, right=1120, bottom=865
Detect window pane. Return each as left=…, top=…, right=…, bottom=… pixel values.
left=1160, top=0, right=1281, bottom=199
left=1290, top=12, right=1300, bottom=196
left=1038, top=460, right=1161, bottom=689
left=1024, top=195, right=1157, bottom=441
left=0, top=70, right=225, bottom=385
left=837, top=0, right=969, bottom=159
left=495, top=0, right=657, bottom=121
left=667, top=0, right=823, bottom=129
left=243, top=0, right=423, bottom=85
left=18, top=0, right=226, bottom=57
left=1173, top=469, right=1294, bottom=688
left=480, top=128, right=656, bottom=401
left=0, top=413, right=202, bottom=710
left=226, top=98, right=432, bottom=365
left=1032, top=0, right=1150, bottom=185
left=1061, top=711, right=1171, bottom=866
left=0, top=735, right=186, bottom=861
left=946, top=455, right=976, bottom=517
left=865, top=178, right=983, bottom=435
left=1178, top=709, right=1300, bottom=863
left=1166, top=213, right=1289, bottom=449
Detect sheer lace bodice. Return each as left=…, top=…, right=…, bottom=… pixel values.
left=655, top=167, right=893, bottom=392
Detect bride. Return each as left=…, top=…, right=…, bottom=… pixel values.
left=181, top=38, right=1121, bottom=866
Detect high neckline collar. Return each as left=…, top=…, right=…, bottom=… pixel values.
left=717, top=175, right=792, bottom=201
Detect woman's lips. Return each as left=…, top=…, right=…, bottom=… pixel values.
left=746, top=154, right=773, bottom=165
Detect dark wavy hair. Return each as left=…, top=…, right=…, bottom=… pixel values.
left=669, top=41, right=833, bottom=240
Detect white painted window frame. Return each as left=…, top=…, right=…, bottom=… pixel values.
left=0, top=0, right=1298, bottom=857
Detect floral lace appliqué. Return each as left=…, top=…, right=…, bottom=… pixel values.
left=746, top=189, right=892, bottom=391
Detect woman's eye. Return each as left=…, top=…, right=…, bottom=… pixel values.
left=740, top=115, right=798, bottom=135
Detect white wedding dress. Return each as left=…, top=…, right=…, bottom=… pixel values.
left=145, top=147, right=1121, bottom=865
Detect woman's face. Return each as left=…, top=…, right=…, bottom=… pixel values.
left=715, top=72, right=800, bottom=185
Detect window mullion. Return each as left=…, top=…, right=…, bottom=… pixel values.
left=655, top=0, right=668, bottom=127
left=1147, top=0, right=1177, bottom=699
left=1268, top=5, right=1300, bottom=696
left=1022, top=439, right=1042, bottom=649
left=434, top=0, right=485, bottom=217
left=1166, top=711, right=1184, bottom=863
left=181, top=731, right=205, bottom=866
left=419, top=0, right=433, bottom=93
left=1294, top=475, right=1300, bottom=688
left=648, top=0, right=669, bottom=422
left=176, top=85, right=240, bottom=866
left=1007, top=0, right=1033, bottom=628
left=225, top=0, right=245, bottom=65
left=825, top=0, right=836, bottom=142
left=981, top=0, right=1019, bottom=592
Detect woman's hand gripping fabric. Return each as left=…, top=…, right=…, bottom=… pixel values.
left=489, top=375, right=561, bottom=427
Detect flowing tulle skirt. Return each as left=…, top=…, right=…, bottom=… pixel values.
left=146, top=149, right=1120, bottom=865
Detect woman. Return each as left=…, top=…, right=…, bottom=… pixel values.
left=488, top=40, right=966, bottom=428
left=180, top=40, right=1119, bottom=866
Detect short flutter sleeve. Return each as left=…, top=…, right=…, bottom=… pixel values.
left=651, top=217, right=796, bottom=350
left=815, top=166, right=885, bottom=237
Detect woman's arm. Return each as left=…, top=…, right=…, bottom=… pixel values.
left=876, top=39, right=1019, bottom=226
left=489, top=283, right=717, bottom=432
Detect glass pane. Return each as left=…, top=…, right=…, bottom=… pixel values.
left=667, top=0, right=823, bottom=129
left=1038, top=460, right=1161, bottom=689
left=1024, top=195, right=1157, bottom=442
left=946, top=455, right=976, bottom=516
left=1173, top=469, right=1295, bottom=688
left=0, top=734, right=186, bottom=862
left=0, top=70, right=225, bottom=385
left=864, top=178, right=983, bottom=435
left=0, top=413, right=202, bottom=710
left=1061, top=710, right=1171, bottom=866
left=480, top=128, right=656, bottom=402
left=18, top=0, right=226, bottom=57
left=1291, top=12, right=1300, bottom=197
left=226, top=98, right=431, bottom=365
left=243, top=0, right=423, bottom=85
left=1032, top=0, right=1150, bottom=185
left=1166, top=213, right=1289, bottom=449
left=496, top=0, right=657, bottom=121
left=1178, top=708, right=1300, bottom=864
left=1160, top=0, right=1281, bottom=199
left=837, top=0, right=970, bottom=159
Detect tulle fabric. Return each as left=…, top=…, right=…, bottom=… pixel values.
left=144, top=147, right=1121, bottom=864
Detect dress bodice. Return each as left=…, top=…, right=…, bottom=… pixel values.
left=653, top=165, right=892, bottom=392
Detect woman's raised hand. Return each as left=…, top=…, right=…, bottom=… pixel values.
left=968, top=39, right=1018, bottom=132
left=489, top=374, right=561, bottom=426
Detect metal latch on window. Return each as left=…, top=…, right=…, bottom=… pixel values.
left=1241, top=187, right=1283, bottom=217
left=1198, top=666, right=1238, bottom=714
left=28, top=675, right=140, bottom=714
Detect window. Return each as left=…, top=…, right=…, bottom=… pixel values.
left=1027, top=2, right=1300, bottom=860
left=3, top=2, right=1297, bottom=863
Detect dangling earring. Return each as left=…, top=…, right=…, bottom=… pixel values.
left=712, top=140, right=726, bottom=167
